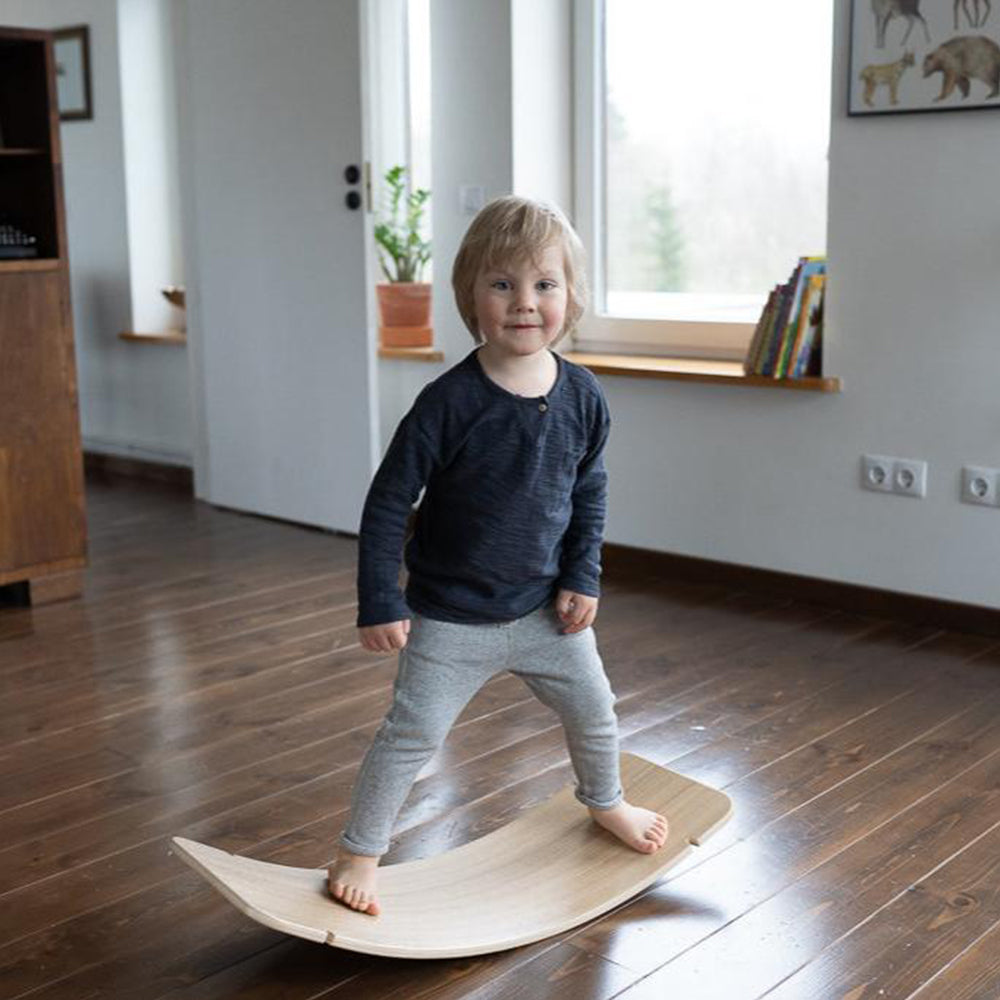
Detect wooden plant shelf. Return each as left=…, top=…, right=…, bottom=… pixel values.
left=119, top=330, right=187, bottom=346
left=378, top=345, right=444, bottom=362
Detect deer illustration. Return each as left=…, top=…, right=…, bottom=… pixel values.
left=872, top=0, right=931, bottom=48
left=954, top=0, right=991, bottom=28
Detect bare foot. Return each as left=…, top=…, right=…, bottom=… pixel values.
left=589, top=800, right=668, bottom=854
left=327, top=849, right=381, bottom=915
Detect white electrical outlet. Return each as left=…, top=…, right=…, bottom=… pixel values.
left=861, top=455, right=927, bottom=498
left=961, top=466, right=1000, bottom=507
left=861, top=454, right=894, bottom=493
left=893, top=458, right=927, bottom=498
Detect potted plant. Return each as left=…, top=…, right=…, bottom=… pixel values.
left=374, top=165, right=432, bottom=348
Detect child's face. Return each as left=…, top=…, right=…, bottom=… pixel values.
left=473, top=243, right=568, bottom=359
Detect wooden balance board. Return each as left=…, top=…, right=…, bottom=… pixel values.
left=170, top=753, right=732, bottom=960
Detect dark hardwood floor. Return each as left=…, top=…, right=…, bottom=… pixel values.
left=2, top=476, right=999, bottom=1000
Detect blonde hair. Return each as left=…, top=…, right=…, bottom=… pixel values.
left=451, top=195, right=588, bottom=344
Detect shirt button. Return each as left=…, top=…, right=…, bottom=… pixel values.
left=538, top=403, right=548, bottom=412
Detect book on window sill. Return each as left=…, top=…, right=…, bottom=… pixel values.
left=746, top=273, right=795, bottom=377
left=775, top=257, right=825, bottom=378
left=743, top=285, right=779, bottom=375
left=743, top=256, right=826, bottom=379
left=760, top=266, right=801, bottom=376
left=790, top=274, right=825, bottom=378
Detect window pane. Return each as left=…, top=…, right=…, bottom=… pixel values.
left=603, top=0, right=833, bottom=319
left=408, top=0, right=432, bottom=278
left=408, top=0, right=431, bottom=194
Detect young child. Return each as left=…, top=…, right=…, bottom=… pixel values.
left=328, top=196, right=668, bottom=916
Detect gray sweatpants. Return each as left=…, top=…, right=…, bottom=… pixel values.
left=340, top=598, right=623, bottom=856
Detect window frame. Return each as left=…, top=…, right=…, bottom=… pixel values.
left=571, top=0, right=760, bottom=362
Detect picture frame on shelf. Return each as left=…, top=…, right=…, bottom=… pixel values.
left=53, top=25, right=92, bottom=121
left=848, top=0, right=1000, bottom=115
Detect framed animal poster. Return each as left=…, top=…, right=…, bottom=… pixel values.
left=849, top=0, right=1000, bottom=114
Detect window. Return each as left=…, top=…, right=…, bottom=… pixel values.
left=573, top=0, right=834, bottom=359
left=407, top=0, right=431, bottom=201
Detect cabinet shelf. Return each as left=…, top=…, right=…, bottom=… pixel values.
left=0, top=147, right=47, bottom=156
left=0, top=258, right=59, bottom=273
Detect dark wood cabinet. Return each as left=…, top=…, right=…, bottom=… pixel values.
left=0, top=27, right=87, bottom=604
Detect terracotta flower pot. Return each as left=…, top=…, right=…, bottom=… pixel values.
left=377, top=282, right=432, bottom=348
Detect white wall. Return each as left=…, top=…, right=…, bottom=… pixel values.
left=511, top=0, right=572, bottom=210
left=118, top=0, right=183, bottom=334
left=0, top=0, right=192, bottom=467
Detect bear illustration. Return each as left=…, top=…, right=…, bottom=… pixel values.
left=922, top=35, right=1000, bottom=100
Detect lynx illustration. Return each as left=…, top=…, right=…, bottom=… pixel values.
left=922, top=35, right=1000, bottom=100
left=872, top=0, right=931, bottom=48
left=954, top=0, right=992, bottom=28
left=860, top=51, right=916, bottom=105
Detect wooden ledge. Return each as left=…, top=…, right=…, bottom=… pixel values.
left=378, top=346, right=444, bottom=362
left=0, top=258, right=60, bottom=273
left=119, top=331, right=187, bottom=346
left=562, top=352, right=842, bottom=393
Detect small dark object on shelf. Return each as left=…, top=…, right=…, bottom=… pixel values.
left=0, top=221, right=39, bottom=258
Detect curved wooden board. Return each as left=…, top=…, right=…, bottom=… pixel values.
left=170, top=753, right=732, bottom=959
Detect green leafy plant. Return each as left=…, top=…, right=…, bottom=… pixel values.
left=374, top=165, right=431, bottom=283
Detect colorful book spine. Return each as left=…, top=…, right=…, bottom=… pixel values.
left=792, top=277, right=826, bottom=377
left=744, top=286, right=779, bottom=375
left=784, top=271, right=825, bottom=379
left=775, top=257, right=825, bottom=378
left=760, top=269, right=799, bottom=376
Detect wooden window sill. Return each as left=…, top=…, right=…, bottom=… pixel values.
left=378, top=346, right=444, bottom=362
left=119, top=330, right=187, bottom=346
left=562, top=352, right=842, bottom=393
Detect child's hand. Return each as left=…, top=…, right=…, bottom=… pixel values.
left=358, top=619, right=411, bottom=653
left=555, top=589, right=598, bottom=633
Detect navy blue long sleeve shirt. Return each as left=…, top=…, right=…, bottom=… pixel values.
left=356, top=347, right=610, bottom=626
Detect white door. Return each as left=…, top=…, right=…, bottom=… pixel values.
left=178, top=0, right=377, bottom=533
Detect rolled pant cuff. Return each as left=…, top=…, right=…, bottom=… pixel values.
left=575, top=787, right=624, bottom=810
left=338, top=831, right=389, bottom=858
